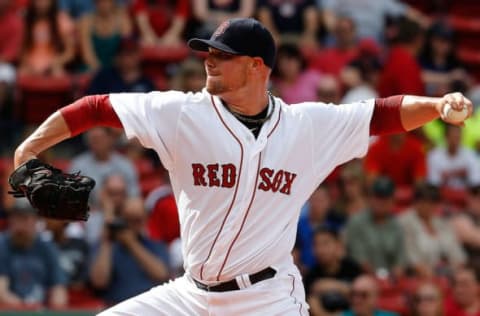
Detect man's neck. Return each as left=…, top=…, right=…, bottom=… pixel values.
left=220, top=89, right=270, bottom=116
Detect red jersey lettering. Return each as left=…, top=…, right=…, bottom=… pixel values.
left=207, top=164, right=221, bottom=187
left=221, top=164, right=236, bottom=188
left=192, top=163, right=207, bottom=186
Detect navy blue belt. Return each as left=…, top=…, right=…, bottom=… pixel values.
left=193, top=267, right=276, bottom=292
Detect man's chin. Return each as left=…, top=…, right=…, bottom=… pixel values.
left=206, top=83, right=226, bottom=96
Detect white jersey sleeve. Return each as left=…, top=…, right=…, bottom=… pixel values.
left=109, top=91, right=186, bottom=170
left=296, top=99, right=374, bottom=175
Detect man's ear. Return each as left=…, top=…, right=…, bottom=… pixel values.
left=251, top=57, right=264, bottom=69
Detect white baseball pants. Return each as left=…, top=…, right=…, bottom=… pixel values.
left=97, top=266, right=309, bottom=316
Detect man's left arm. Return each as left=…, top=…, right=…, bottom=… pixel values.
left=371, top=92, right=474, bottom=135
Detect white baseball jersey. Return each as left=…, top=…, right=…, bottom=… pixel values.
left=109, top=88, right=374, bottom=284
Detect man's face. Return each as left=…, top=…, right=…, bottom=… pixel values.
left=9, top=213, right=37, bottom=248
left=335, top=17, right=355, bottom=47
left=370, top=196, right=394, bottom=218
left=351, top=277, right=378, bottom=316
left=415, top=200, right=439, bottom=219
left=204, top=48, right=249, bottom=96
left=121, top=200, right=146, bottom=234
left=104, top=176, right=128, bottom=210
left=87, top=128, right=113, bottom=157
left=453, top=270, right=479, bottom=308
left=313, top=232, right=340, bottom=265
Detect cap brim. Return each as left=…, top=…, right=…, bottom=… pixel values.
left=188, top=38, right=240, bottom=55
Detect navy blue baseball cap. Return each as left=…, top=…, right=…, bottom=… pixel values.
left=188, top=18, right=276, bottom=68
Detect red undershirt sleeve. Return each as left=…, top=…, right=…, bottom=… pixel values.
left=369, top=95, right=406, bottom=136
left=59, top=94, right=122, bottom=137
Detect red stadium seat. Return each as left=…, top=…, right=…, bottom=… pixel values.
left=66, top=287, right=105, bottom=310
left=440, top=186, right=468, bottom=210
left=16, top=74, right=74, bottom=125
left=377, top=294, right=408, bottom=316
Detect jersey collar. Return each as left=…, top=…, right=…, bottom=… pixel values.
left=205, top=89, right=281, bottom=144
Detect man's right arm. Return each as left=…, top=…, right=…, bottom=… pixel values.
left=14, top=95, right=122, bottom=168
left=14, top=111, right=70, bottom=168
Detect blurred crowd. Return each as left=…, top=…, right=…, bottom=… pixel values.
left=1, top=0, right=480, bottom=315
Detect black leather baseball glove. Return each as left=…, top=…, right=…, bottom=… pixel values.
left=8, top=159, right=95, bottom=221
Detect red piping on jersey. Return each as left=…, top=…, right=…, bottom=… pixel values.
left=289, top=274, right=304, bottom=315
left=199, top=96, right=244, bottom=280
left=216, top=105, right=282, bottom=280
left=267, top=106, right=281, bottom=138
left=216, top=153, right=262, bottom=280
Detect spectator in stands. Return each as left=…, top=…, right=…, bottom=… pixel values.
left=335, top=161, right=368, bottom=216
left=86, top=173, right=128, bottom=247
left=89, top=198, right=169, bottom=305
left=170, top=57, right=206, bottom=92
left=86, top=38, right=155, bottom=94
left=19, top=0, right=75, bottom=76
left=257, top=0, right=319, bottom=47
left=341, top=275, right=399, bottom=316
left=321, top=0, right=427, bottom=43
left=304, top=226, right=362, bottom=295
left=378, top=18, right=425, bottom=98
left=411, top=282, right=444, bottom=316
left=340, top=46, right=381, bottom=104
left=272, top=42, right=322, bottom=104
left=444, top=266, right=480, bottom=316
left=399, top=183, right=466, bottom=278
left=45, top=220, right=90, bottom=290
left=0, top=0, right=23, bottom=64
left=364, top=134, right=427, bottom=190
left=310, top=15, right=358, bottom=77
left=345, top=176, right=406, bottom=277
left=427, top=124, right=480, bottom=190
left=298, top=184, right=345, bottom=269
left=316, top=75, right=342, bottom=104
left=0, top=200, right=67, bottom=308
left=79, top=0, right=132, bottom=71
left=132, top=0, right=189, bottom=47
left=420, top=21, right=469, bottom=97
left=451, top=185, right=480, bottom=273
left=69, top=127, right=140, bottom=206
left=192, top=0, right=255, bottom=39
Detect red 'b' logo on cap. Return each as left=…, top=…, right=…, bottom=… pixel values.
left=213, top=21, right=230, bottom=39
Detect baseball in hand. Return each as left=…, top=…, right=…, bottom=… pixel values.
left=443, top=103, right=468, bottom=123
